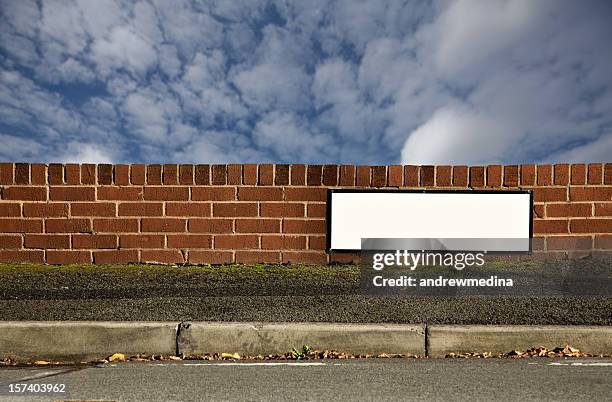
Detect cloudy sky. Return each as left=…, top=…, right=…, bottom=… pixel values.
left=1, top=0, right=611, bottom=165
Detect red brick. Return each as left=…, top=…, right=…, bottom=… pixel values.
left=0, top=250, right=44, bottom=263
left=370, top=166, right=386, bottom=187
left=188, top=250, right=233, bottom=264
left=238, top=187, right=283, bottom=201
left=595, top=203, right=612, bottom=216
left=306, top=203, right=325, bottom=218
left=485, top=165, right=502, bottom=186
left=338, top=165, right=355, bottom=187
left=283, top=219, right=326, bottom=234
left=120, top=234, right=164, bottom=249
left=0, top=163, right=13, bottom=184
left=23, top=203, right=68, bottom=217
left=388, top=165, right=403, bottom=187
left=167, top=234, right=212, bottom=249
left=46, top=218, right=91, bottom=233
left=189, top=219, right=233, bottom=233
left=323, top=165, right=339, bottom=186
left=141, top=249, right=184, bottom=264
left=50, top=186, right=94, bottom=201
left=115, top=164, right=129, bottom=186
left=142, top=218, right=186, bottom=232
left=147, top=164, right=162, bottom=184
left=534, top=204, right=544, bottom=218
left=215, top=234, right=259, bottom=249
left=532, top=188, right=567, bottom=202
left=4, top=187, right=47, bottom=201
left=421, top=166, right=434, bottom=187
left=258, top=164, right=273, bottom=185
left=195, top=164, right=210, bottom=185
left=243, top=164, right=257, bottom=185
left=261, top=203, right=305, bottom=217
left=0, top=235, right=22, bottom=248
left=97, top=164, right=113, bottom=185
left=24, top=234, right=69, bottom=249
left=211, top=164, right=227, bottom=185
left=144, top=187, right=189, bottom=201
left=532, top=237, right=546, bottom=251
left=275, top=165, right=289, bottom=185
left=47, top=250, right=91, bottom=264
left=179, top=165, right=194, bottom=185
left=570, top=219, right=611, bottom=233
left=594, top=235, right=612, bottom=249
left=213, top=202, right=258, bottom=217
left=282, top=251, right=327, bottom=265
left=15, top=163, right=29, bottom=184
left=261, top=235, right=306, bottom=250
left=98, top=186, right=143, bottom=201
left=285, top=188, right=326, bottom=201
left=118, top=202, right=163, bottom=216
left=504, top=165, right=519, bottom=187
left=452, top=166, right=468, bottom=187
left=403, top=165, right=419, bottom=187
left=94, top=250, right=139, bottom=264
left=569, top=187, right=612, bottom=201
left=308, top=236, right=326, bottom=250
left=71, top=202, right=116, bottom=217
left=291, top=164, right=305, bottom=185
left=228, top=164, right=242, bottom=185
left=554, top=164, right=569, bottom=185
left=307, top=165, right=323, bottom=186
left=520, top=165, right=536, bottom=186
left=93, top=218, right=139, bottom=233
left=63, top=164, right=79, bottom=185
left=30, top=164, right=46, bottom=185
left=0, top=203, right=21, bottom=217
left=235, top=250, right=280, bottom=264
left=73, top=234, right=117, bottom=249
left=436, top=166, right=452, bottom=187
left=605, top=164, right=612, bottom=185
left=546, top=203, right=592, bottom=217
left=533, top=220, right=568, bottom=234
left=547, top=236, right=592, bottom=250
left=131, top=164, right=145, bottom=185
left=587, top=164, right=603, bottom=185
left=48, top=164, right=64, bottom=184
left=81, top=164, right=96, bottom=184
left=166, top=202, right=211, bottom=217
left=330, top=253, right=361, bottom=264
left=469, top=166, right=485, bottom=187
left=353, top=166, right=369, bottom=187
left=570, top=164, right=586, bottom=185
left=192, top=187, right=235, bottom=201
left=163, top=164, right=178, bottom=185
left=236, top=219, right=280, bottom=233
left=0, top=219, right=42, bottom=233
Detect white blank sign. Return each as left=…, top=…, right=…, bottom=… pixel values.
left=328, top=190, right=532, bottom=251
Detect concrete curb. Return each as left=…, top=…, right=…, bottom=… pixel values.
left=1, top=322, right=611, bottom=360
left=0, top=321, right=177, bottom=360
left=427, top=325, right=612, bottom=357
left=177, top=322, right=425, bottom=356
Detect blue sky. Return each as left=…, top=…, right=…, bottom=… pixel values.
left=1, top=0, right=611, bottom=165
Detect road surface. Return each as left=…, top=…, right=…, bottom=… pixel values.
left=1, top=358, right=611, bottom=401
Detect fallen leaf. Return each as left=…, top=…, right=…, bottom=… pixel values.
left=108, top=353, right=126, bottom=362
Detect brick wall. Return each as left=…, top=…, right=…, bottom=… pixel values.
left=0, top=163, right=610, bottom=265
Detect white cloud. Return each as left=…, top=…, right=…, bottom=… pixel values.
left=547, top=134, right=612, bottom=163
left=91, top=25, right=158, bottom=77
left=1, top=0, right=611, bottom=165
left=401, top=106, right=515, bottom=165
left=58, top=142, right=115, bottom=164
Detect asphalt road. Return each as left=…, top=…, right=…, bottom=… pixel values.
left=1, top=263, right=610, bottom=324
left=0, top=359, right=611, bottom=401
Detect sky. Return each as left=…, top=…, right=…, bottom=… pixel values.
left=0, top=0, right=611, bottom=165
